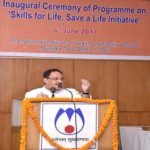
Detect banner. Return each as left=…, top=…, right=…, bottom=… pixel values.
left=0, top=0, right=150, bottom=60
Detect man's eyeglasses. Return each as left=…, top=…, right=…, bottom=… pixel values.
left=47, top=77, right=64, bottom=81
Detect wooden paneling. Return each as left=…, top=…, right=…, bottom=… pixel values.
left=0, top=114, right=11, bottom=150
left=74, top=60, right=100, bottom=98
left=11, top=127, right=21, bottom=150
left=0, top=59, right=27, bottom=113
left=118, top=61, right=150, bottom=111
left=119, top=111, right=150, bottom=126
left=74, top=60, right=118, bottom=100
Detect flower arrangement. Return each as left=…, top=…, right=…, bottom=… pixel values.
left=20, top=98, right=119, bottom=150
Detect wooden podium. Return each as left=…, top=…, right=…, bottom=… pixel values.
left=20, top=98, right=118, bottom=150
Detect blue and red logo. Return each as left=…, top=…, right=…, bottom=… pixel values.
left=54, top=107, right=85, bottom=135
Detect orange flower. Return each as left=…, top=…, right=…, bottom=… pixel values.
left=20, top=98, right=118, bottom=150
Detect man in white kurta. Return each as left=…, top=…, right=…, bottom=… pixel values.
left=25, top=87, right=82, bottom=98
left=25, top=68, right=91, bottom=99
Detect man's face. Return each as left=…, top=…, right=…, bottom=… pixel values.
left=44, top=71, right=64, bottom=91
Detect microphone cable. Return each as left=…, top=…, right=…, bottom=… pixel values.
left=64, top=88, right=78, bottom=149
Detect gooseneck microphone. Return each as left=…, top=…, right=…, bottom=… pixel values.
left=64, top=88, right=78, bottom=149
left=63, top=88, right=73, bottom=98
left=50, top=87, right=56, bottom=98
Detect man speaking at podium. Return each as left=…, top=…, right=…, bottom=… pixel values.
left=25, top=68, right=91, bottom=99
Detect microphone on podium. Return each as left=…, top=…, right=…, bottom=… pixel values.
left=64, top=88, right=78, bottom=149
left=63, top=88, right=73, bottom=98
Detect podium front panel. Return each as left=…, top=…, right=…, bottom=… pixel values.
left=26, top=102, right=113, bottom=150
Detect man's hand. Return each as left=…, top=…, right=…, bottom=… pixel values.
left=81, top=79, right=91, bottom=93
left=37, top=92, right=48, bottom=98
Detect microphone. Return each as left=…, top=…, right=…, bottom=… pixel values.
left=50, top=87, right=56, bottom=98
left=63, top=88, right=73, bottom=98
left=64, top=88, right=78, bottom=149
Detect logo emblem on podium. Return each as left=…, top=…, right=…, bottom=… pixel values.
left=54, top=107, right=85, bottom=135
left=40, top=102, right=98, bottom=150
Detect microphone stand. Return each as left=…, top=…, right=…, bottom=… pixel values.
left=64, top=89, right=78, bottom=149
